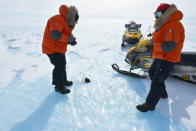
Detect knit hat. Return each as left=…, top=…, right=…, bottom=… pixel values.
left=156, top=3, right=170, bottom=12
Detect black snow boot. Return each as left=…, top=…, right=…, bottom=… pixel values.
left=55, top=86, right=71, bottom=94
left=136, top=103, right=155, bottom=112
left=161, top=90, right=168, bottom=99
left=64, top=81, right=73, bottom=86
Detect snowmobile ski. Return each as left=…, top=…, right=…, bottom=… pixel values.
left=111, top=64, right=146, bottom=78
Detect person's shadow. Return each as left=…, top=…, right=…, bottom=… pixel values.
left=9, top=92, right=68, bottom=131
left=157, top=77, right=196, bottom=130
left=116, top=75, right=188, bottom=130
left=130, top=76, right=195, bottom=130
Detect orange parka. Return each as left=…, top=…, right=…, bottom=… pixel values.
left=152, top=5, right=185, bottom=63
left=42, top=5, right=72, bottom=54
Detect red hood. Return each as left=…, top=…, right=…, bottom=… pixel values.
left=168, top=10, right=183, bottom=22
left=59, top=5, right=68, bottom=18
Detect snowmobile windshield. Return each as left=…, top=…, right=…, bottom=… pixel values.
left=128, top=28, right=138, bottom=32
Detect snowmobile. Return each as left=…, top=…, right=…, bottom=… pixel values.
left=112, top=36, right=196, bottom=84
left=121, top=21, right=143, bottom=47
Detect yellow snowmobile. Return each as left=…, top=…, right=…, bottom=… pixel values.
left=112, top=36, right=196, bottom=83
left=121, top=21, right=143, bottom=47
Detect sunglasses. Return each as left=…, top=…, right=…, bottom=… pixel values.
left=75, top=13, right=79, bottom=23
left=154, top=11, right=162, bottom=19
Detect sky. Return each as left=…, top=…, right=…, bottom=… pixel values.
left=0, top=0, right=196, bottom=28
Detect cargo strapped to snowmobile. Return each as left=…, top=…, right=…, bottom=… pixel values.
left=111, top=64, right=146, bottom=78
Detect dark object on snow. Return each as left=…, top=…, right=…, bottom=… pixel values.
left=84, top=77, right=90, bottom=83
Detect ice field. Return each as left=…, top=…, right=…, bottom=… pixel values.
left=0, top=0, right=196, bottom=131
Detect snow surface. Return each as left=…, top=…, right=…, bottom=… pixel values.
left=0, top=0, right=196, bottom=131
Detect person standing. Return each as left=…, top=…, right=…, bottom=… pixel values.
left=136, top=3, right=185, bottom=112
left=42, top=5, right=79, bottom=94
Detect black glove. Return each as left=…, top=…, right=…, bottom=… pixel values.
left=68, top=36, right=76, bottom=43
left=70, top=41, right=77, bottom=46
left=147, top=33, right=152, bottom=37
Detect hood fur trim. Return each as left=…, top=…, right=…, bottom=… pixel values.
left=66, top=6, right=78, bottom=29
left=154, top=4, right=177, bottom=31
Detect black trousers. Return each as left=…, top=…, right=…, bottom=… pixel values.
left=146, top=59, right=175, bottom=107
left=47, top=53, right=67, bottom=87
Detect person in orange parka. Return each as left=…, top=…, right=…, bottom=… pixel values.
left=42, top=5, right=79, bottom=94
left=137, top=3, right=185, bottom=112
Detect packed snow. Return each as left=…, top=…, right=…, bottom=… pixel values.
left=0, top=0, right=196, bottom=131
